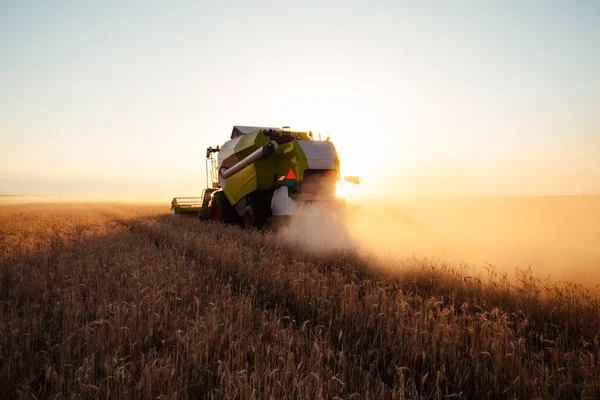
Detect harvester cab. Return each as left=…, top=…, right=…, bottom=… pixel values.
left=170, top=125, right=360, bottom=228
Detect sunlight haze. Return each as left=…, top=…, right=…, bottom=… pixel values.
left=1, top=1, right=599, bottom=199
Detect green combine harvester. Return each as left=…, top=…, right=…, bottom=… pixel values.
left=171, top=125, right=360, bottom=229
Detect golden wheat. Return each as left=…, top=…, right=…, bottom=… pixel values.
left=1, top=203, right=598, bottom=399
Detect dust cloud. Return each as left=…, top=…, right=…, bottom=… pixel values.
left=283, top=196, right=600, bottom=285
left=281, top=201, right=355, bottom=252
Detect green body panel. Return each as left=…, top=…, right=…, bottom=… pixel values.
left=223, top=163, right=258, bottom=205
left=262, top=140, right=310, bottom=183
left=235, top=131, right=269, bottom=160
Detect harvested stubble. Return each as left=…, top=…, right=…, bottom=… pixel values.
left=0, top=203, right=599, bottom=399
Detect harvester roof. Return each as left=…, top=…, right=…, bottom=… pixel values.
left=231, top=125, right=279, bottom=139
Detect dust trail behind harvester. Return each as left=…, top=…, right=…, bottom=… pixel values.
left=281, top=202, right=355, bottom=252
left=282, top=196, right=600, bottom=285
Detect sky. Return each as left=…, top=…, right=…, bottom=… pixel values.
left=1, top=0, right=599, bottom=199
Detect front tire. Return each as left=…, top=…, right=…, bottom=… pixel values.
left=211, top=191, right=238, bottom=223
left=243, top=204, right=266, bottom=230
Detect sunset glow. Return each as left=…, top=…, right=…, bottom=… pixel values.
left=1, top=1, right=599, bottom=199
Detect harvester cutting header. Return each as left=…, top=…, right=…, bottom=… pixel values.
left=171, top=125, right=359, bottom=229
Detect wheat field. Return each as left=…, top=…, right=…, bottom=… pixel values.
left=1, top=203, right=599, bottom=399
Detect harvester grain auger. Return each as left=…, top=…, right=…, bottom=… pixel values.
left=171, top=126, right=360, bottom=229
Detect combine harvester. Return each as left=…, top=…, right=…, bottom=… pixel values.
left=171, top=126, right=360, bottom=229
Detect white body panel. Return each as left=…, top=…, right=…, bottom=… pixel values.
left=217, top=136, right=242, bottom=169
left=297, top=141, right=337, bottom=169
left=271, top=186, right=297, bottom=216
left=217, top=137, right=242, bottom=188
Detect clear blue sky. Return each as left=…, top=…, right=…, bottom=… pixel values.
left=1, top=0, right=599, bottom=198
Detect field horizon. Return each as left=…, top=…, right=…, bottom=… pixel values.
left=2, top=195, right=599, bottom=285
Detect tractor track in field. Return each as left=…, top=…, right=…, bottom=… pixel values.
left=113, top=214, right=407, bottom=396
left=124, top=216, right=403, bottom=391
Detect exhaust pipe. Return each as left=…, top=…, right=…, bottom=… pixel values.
left=221, top=140, right=279, bottom=180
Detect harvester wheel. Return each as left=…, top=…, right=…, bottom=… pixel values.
left=211, top=191, right=238, bottom=223
left=243, top=204, right=266, bottom=230
left=212, top=199, right=222, bottom=221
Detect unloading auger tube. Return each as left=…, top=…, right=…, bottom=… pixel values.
left=220, top=140, right=279, bottom=179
